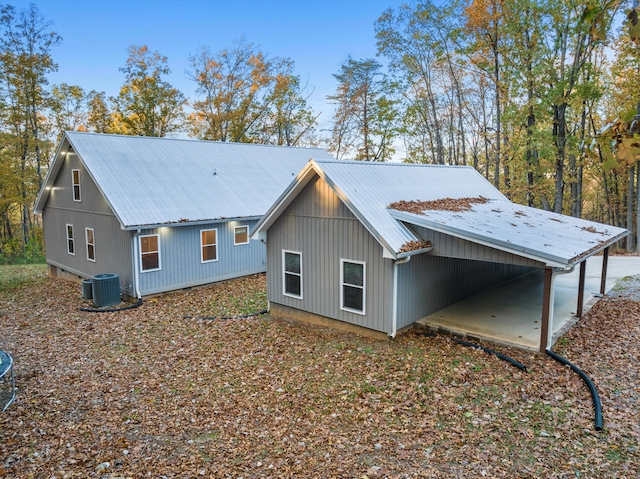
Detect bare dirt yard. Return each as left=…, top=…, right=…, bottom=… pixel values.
left=0, top=265, right=639, bottom=478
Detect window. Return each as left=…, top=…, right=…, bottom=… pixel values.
left=341, top=259, right=365, bottom=314
left=283, top=250, right=302, bottom=299
left=85, top=228, right=95, bottom=262
left=201, top=229, right=218, bottom=263
left=72, top=169, right=81, bottom=202
left=234, top=225, right=249, bottom=245
left=66, top=224, right=75, bottom=255
left=140, top=234, right=160, bottom=272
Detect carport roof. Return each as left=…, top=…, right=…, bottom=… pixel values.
left=253, top=159, right=628, bottom=267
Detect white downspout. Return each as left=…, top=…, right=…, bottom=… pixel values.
left=133, top=230, right=141, bottom=299
left=390, top=255, right=411, bottom=339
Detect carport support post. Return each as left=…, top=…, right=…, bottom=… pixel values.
left=600, top=246, right=609, bottom=295
left=540, top=268, right=556, bottom=352
left=577, top=261, right=586, bottom=318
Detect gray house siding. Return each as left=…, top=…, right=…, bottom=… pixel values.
left=411, top=225, right=545, bottom=267
left=137, top=219, right=265, bottom=296
left=267, top=176, right=394, bottom=332
left=396, top=254, right=535, bottom=329
left=41, top=152, right=133, bottom=292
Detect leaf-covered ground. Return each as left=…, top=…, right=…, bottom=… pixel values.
left=0, top=265, right=638, bottom=478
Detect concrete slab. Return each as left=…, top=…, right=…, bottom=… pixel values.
left=416, top=256, right=640, bottom=351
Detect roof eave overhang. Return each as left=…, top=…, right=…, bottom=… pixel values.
left=566, top=229, right=629, bottom=265
left=124, top=215, right=263, bottom=231
left=251, top=159, right=408, bottom=260
left=251, top=160, right=321, bottom=238
left=389, top=209, right=624, bottom=269
left=34, top=135, right=71, bottom=213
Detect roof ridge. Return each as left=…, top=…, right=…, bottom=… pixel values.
left=315, top=159, right=473, bottom=168
left=65, top=131, right=328, bottom=151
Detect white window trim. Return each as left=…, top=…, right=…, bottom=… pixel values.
left=234, top=225, right=250, bottom=246
left=200, top=228, right=218, bottom=263
left=139, top=234, right=161, bottom=273
left=85, top=227, right=96, bottom=262
left=72, top=169, right=81, bottom=202
left=283, top=249, right=303, bottom=300
left=66, top=224, right=75, bottom=256
left=340, top=259, right=366, bottom=315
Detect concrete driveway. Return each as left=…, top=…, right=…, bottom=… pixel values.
left=417, top=255, right=640, bottom=351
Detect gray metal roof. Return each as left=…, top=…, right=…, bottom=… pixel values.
left=253, top=159, right=628, bottom=267
left=389, top=202, right=627, bottom=267
left=35, top=132, right=334, bottom=229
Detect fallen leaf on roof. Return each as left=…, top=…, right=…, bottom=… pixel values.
left=399, top=240, right=432, bottom=253
left=389, top=196, right=489, bottom=214
left=581, top=226, right=607, bottom=234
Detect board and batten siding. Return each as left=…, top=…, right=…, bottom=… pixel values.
left=41, top=152, right=133, bottom=293
left=396, top=254, right=536, bottom=329
left=410, top=225, right=545, bottom=267
left=267, top=176, right=394, bottom=333
left=137, top=219, right=264, bottom=296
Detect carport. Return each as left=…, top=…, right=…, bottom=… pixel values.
left=390, top=201, right=629, bottom=352
left=417, top=254, right=640, bottom=351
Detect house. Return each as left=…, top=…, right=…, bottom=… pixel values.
left=251, top=159, right=628, bottom=351
left=34, top=132, right=334, bottom=297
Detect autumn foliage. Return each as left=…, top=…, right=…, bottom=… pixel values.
left=1, top=266, right=639, bottom=477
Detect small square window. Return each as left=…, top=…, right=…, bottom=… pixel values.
left=234, top=226, right=249, bottom=245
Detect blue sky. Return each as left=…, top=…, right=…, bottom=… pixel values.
left=10, top=0, right=409, bottom=132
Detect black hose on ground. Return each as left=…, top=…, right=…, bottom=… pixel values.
left=454, top=339, right=528, bottom=372
left=546, top=349, right=603, bottom=431
left=184, top=309, right=268, bottom=321
left=80, top=297, right=143, bottom=313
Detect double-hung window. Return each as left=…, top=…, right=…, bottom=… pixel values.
left=340, top=259, right=366, bottom=315
left=201, top=229, right=218, bottom=262
left=283, top=250, right=302, bottom=299
left=140, top=234, right=160, bottom=272
left=72, top=169, right=81, bottom=202
left=234, top=225, right=249, bottom=245
left=85, top=228, right=95, bottom=262
left=66, top=224, right=75, bottom=255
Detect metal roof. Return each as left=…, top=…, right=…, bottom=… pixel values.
left=253, top=159, right=628, bottom=267
left=35, top=132, right=334, bottom=229
left=389, top=202, right=628, bottom=267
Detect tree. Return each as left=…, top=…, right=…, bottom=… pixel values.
left=376, top=1, right=477, bottom=166
left=86, top=90, right=114, bottom=133
left=189, top=39, right=318, bottom=145
left=464, top=0, right=506, bottom=188
left=188, top=38, right=274, bottom=142
left=111, top=45, right=186, bottom=137
left=327, top=56, right=397, bottom=161
left=49, top=83, right=87, bottom=141
left=0, top=2, right=59, bottom=253
left=256, top=63, right=319, bottom=146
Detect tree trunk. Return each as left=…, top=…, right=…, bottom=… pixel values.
left=553, top=103, right=567, bottom=213
left=493, top=44, right=501, bottom=189
left=628, top=165, right=635, bottom=251
left=636, top=161, right=640, bottom=253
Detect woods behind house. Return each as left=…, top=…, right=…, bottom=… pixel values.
left=1, top=0, right=639, bottom=261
